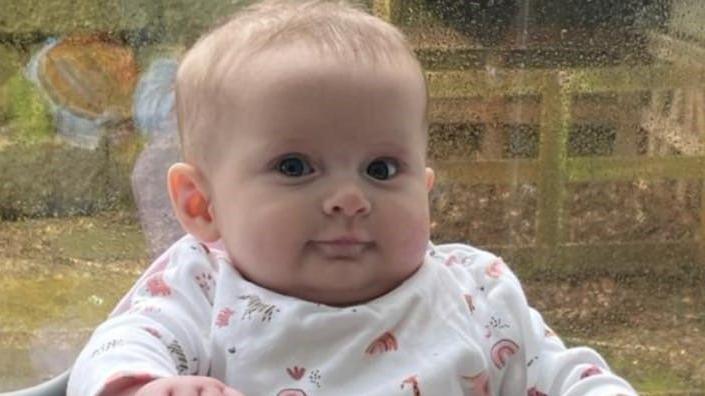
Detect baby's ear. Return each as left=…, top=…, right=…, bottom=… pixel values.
left=167, top=162, right=220, bottom=242
left=424, top=167, right=435, bottom=192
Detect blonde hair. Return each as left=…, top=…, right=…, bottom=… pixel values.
left=175, top=0, right=425, bottom=168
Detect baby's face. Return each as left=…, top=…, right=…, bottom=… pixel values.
left=206, top=45, right=432, bottom=306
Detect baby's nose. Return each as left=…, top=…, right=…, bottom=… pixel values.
left=322, top=185, right=371, bottom=217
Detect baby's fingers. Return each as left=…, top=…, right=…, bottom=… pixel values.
left=199, top=385, right=244, bottom=396
left=222, top=387, right=245, bottom=396
left=200, top=388, right=221, bottom=396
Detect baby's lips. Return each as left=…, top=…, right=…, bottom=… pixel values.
left=313, top=240, right=370, bottom=258
left=315, top=233, right=372, bottom=244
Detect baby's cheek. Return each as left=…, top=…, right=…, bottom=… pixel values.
left=386, top=204, right=430, bottom=256
left=239, top=203, right=303, bottom=245
left=236, top=205, right=309, bottom=260
left=405, top=221, right=431, bottom=256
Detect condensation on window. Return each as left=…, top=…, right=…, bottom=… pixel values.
left=0, top=0, right=703, bottom=392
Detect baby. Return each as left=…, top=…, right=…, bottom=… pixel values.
left=68, top=1, right=637, bottom=395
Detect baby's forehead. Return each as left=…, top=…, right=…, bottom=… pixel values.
left=207, top=44, right=427, bottom=129
left=231, top=40, right=421, bottom=80
left=215, top=44, right=425, bottom=102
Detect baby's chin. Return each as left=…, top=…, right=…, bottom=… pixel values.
left=288, top=286, right=391, bottom=308
left=282, top=264, right=422, bottom=307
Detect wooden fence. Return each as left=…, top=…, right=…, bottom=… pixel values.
left=373, top=0, right=705, bottom=278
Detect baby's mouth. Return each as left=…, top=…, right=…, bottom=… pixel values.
left=311, top=240, right=373, bottom=259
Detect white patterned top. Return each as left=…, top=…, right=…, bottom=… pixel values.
left=68, top=235, right=636, bottom=396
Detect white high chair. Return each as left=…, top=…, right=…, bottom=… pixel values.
left=0, top=371, right=69, bottom=396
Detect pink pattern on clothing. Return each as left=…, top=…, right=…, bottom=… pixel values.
left=490, top=339, right=520, bottom=369
left=580, top=365, right=602, bottom=379
left=146, top=273, right=171, bottom=296
left=444, top=254, right=459, bottom=266
left=277, top=389, right=307, bottom=396
left=527, top=386, right=548, bottom=396
left=287, top=366, right=306, bottom=380
left=401, top=375, right=421, bottom=396
left=485, top=258, right=504, bottom=278
left=365, top=331, right=398, bottom=355
left=463, top=371, right=490, bottom=396
left=109, top=235, right=224, bottom=317
left=141, top=326, right=161, bottom=339
left=215, top=307, right=235, bottom=328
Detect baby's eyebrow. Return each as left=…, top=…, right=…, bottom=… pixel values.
left=367, top=141, right=414, bottom=156
left=257, top=137, right=312, bottom=155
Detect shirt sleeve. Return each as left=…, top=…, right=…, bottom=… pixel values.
left=67, top=237, right=218, bottom=396
left=438, top=243, right=638, bottom=395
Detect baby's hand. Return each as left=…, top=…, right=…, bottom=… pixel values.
left=129, top=376, right=244, bottom=396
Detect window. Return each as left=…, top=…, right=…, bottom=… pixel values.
left=1, top=0, right=702, bottom=392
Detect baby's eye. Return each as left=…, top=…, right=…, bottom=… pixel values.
left=277, top=155, right=314, bottom=177
left=366, top=158, right=398, bottom=180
